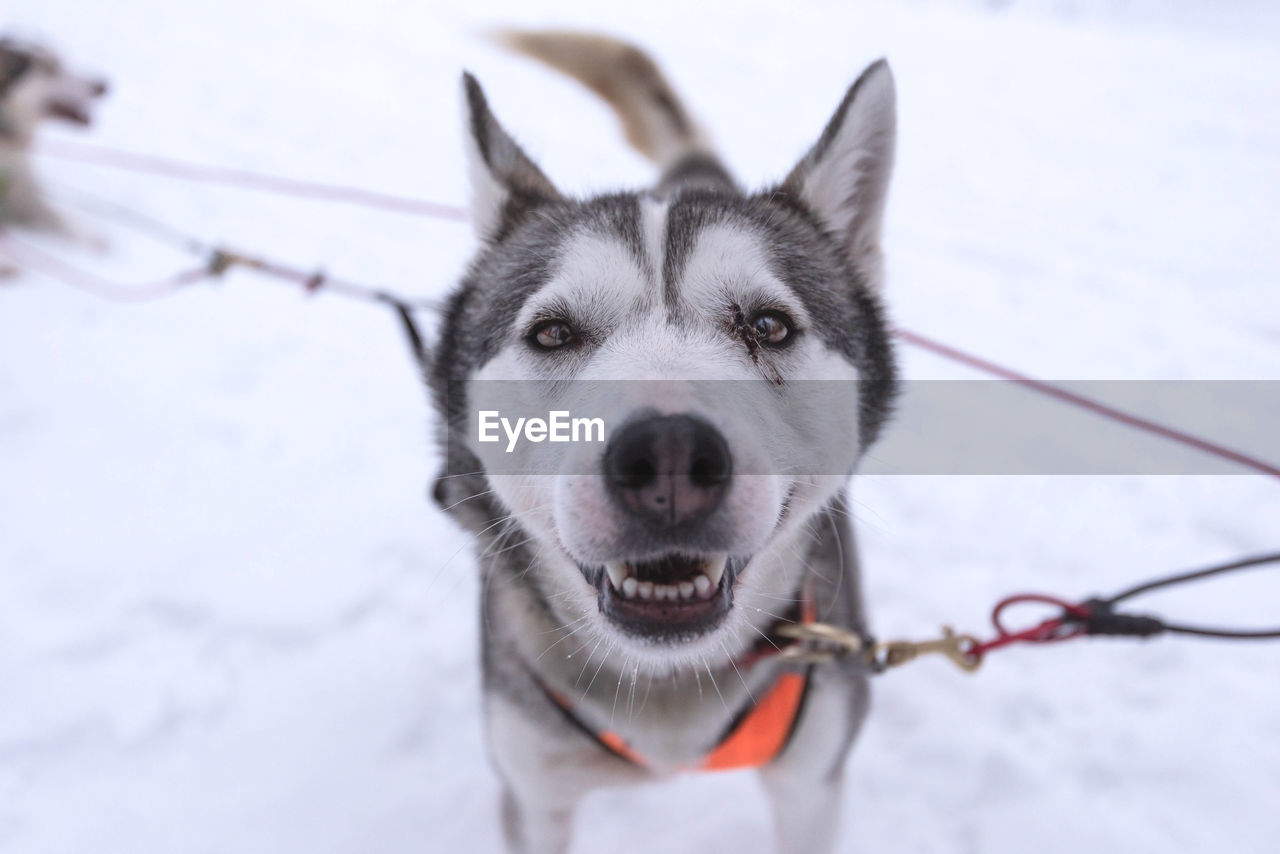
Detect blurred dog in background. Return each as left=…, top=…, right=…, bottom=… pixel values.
left=0, top=36, right=108, bottom=241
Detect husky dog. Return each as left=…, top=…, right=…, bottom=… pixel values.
left=0, top=37, right=108, bottom=236
left=431, top=31, right=897, bottom=854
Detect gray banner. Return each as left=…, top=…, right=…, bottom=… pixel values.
left=448, top=380, right=1280, bottom=475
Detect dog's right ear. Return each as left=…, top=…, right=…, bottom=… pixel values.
left=462, top=72, right=562, bottom=242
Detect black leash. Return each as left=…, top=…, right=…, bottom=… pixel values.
left=956, top=551, right=1280, bottom=666
left=775, top=552, right=1280, bottom=673
left=1081, top=551, right=1280, bottom=640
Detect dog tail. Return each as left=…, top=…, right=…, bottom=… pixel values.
left=494, top=29, right=733, bottom=190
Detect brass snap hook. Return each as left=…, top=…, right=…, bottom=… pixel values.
left=873, top=626, right=982, bottom=673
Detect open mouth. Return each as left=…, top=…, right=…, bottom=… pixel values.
left=592, top=552, right=741, bottom=639
left=46, top=98, right=93, bottom=126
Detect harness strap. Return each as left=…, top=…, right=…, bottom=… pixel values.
left=540, top=684, right=651, bottom=767
left=535, top=579, right=821, bottom=773
left=537, top=665, right=814, bottom=773
left=698, top=667, right=812, bottom=771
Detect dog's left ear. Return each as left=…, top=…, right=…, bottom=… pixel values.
left=461, top=72, right=562, bottom=242
left=782, top=60, right=896, bottom=288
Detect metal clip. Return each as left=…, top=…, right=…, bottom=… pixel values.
left=873, top=626, right=981, bottom=673
left=773, top=622, right=871, bottom=664
left=206, top=249, right=243, bottom=277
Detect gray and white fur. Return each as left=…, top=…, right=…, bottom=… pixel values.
left=430, top=30, right=897, bottom=854
left=0, top=37, right=108, bottom=242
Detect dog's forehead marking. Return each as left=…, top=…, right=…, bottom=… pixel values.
left=640, top=196, right=668, bottom=290
left=669, top=223, right=811, bottom=324
left=517, top=195, right=670, bottom=330
left=507, top=200, right=817, bottom=384
left=661, top=198, right=707, bottom=305
left=515, top=225, right=654, bottom=331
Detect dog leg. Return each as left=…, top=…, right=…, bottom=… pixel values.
left=487, top=693, right=622, bottom=854
left=489, top=703, right=579, bottom=854
left=758, top=664, right=868, bottom=854
left=499, top=784, right=576, bottom=854
left=759, top=763, right=845, bottom=854
left=487, top=683, right=653, bottom=854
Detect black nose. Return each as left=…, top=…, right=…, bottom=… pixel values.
left=91, top=78, right=109, bottom=97
left=603, top=415, right=731, bottom=527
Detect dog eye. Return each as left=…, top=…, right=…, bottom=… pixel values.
left=529, top=319, right=577, bottom=350
left=749, top=311, right=793, bottom=346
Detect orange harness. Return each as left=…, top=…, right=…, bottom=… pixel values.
left=542, top=665, right=812, bottom=772
left=538, top=597, right=818, bottom=773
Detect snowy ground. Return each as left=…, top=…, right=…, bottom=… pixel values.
left=2, top=1, right=1279, bottom=852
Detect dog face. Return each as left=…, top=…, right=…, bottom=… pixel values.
left=434, top=65, right=896, bottom=671
left=0, top=38, right=108, bottom=140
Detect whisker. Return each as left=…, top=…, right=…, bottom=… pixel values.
left=627, top=660, right=640, bottom=723
left=743, top=620, right=783, bottom=653
left=610, top=654, right=630, bottom=728
left=424, top=509, right=517, bottom=594
left=535, top=619, right=591, bottom=662
left=574, top=637, right=605, bottom=687
left=486, top=534, right=538, bottom=562
left=564, top=634, right=596, bottom=664
left=437, top=487, right=497, bottom=513
left=700, top=655, right=729, bottom=713
left=721, top=641, right=755, bottom=704
left=746, top=604, right=798, bottom=625
left=637, top=667, right=656, bottom=716
left=580, top=641, right=614, bottom=701
left=536, top=614, right=590, bottom=636
left=826, top=507, right=847, bottom=620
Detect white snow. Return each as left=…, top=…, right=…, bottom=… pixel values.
left=1, top=1, right=1278, bottom=852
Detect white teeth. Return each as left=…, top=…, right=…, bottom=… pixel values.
left=606, top=555, right=729, bottom=602
left=704, top=553, right=727, bottom=588
left=605, top=561, right=629, bottom=591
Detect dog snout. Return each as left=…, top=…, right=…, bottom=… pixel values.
left=90, top=78, right=109, bottom=97
left=603, top=415, right=731, bottom=527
